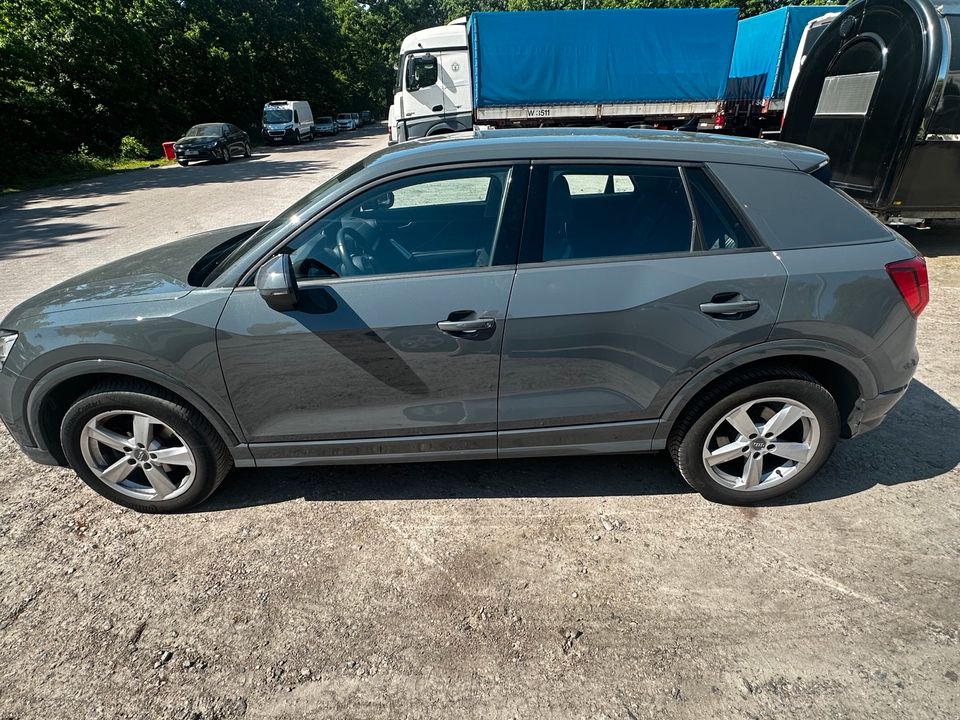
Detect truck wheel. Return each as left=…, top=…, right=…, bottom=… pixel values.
left=60, top=382, right=232, bottom=513
left=668, top=368, right=840, bottom=504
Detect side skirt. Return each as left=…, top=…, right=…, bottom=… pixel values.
left=246, top=420, right=658, bottom=467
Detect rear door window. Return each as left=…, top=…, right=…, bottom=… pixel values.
left=540, top=165, right=694, bottom=261
left=685, top=167, right=755, bottom=251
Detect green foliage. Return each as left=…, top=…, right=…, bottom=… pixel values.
left=119, top=135, right=150, bottom=160
left=0, top=0, right=843, bottom=186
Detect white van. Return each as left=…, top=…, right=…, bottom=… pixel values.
left=261, top=100, right=314, bottom=144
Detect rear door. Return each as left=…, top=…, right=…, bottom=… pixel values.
left=498, top=162, right=787, bottom=452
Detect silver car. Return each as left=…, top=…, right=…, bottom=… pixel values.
left=0, top=129, right=926, bottom=512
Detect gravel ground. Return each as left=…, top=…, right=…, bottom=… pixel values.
left=0, top=132, right=958, bottom=719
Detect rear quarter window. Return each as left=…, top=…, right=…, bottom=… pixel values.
left=707, top=163, right=892, bottom=250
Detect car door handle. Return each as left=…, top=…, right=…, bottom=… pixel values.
left=437, top=318, right=496, bottom=334
left=699, top=299, right=760, bottom=316
left=432, top=104, right=443, bottom=112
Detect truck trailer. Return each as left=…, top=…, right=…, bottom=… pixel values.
left=781, top=0, right=960, bottom=225
left=388, top=9, right=739, bottom=144
left=720, top=5, right=846, bottom=137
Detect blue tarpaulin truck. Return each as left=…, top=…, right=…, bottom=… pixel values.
left=388, top=8, right=739, bottom=143
left=719, top=5, right=846, bottom=136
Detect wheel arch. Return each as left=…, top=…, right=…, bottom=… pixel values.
left=26, top=361, right=249, bottom=466
left=654, top=342, right=875, bottom=446
left=425, top=123, right=457, bottom=136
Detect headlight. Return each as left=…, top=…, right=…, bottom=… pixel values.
left=0, top=331, right=18, bottom=371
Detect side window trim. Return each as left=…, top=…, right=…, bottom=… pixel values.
left=240, top=162, right=528, bottom=285
left=678, top=166, right=703, bottom=252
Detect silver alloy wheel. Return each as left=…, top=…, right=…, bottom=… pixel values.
left=701, top=396, right=821, bottom=492
left=79, top=411, right=197, bottom=501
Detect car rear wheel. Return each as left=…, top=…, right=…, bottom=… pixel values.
left=60, top=382, right=232, bottom=513
left=669, top=368, right=840, bottom=504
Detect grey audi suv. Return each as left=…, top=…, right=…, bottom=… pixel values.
left=0, top=129, right=926, bottom=512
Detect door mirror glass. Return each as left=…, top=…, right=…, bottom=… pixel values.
left=406, top=54, right=438, bottom=92
left=255, top=254, right=298, bottom=311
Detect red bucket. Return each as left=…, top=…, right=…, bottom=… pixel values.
left=162, top=141, right=176, bottom=161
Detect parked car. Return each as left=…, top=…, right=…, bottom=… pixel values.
left=0, top=129, right=925, bottom=512
left=312, top=116, right=340, bottom=136
left=337, top=112, right=357, bottom=130
left=351, top=112, right=361, bottom=128
left=261, top=100, right=314, bottom=144
left=360, top=110, right=372, bottom=125
left=172, top=123, right=250, bottom=166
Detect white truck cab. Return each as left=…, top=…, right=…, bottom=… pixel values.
left=388, top=19, right=472, bottom=144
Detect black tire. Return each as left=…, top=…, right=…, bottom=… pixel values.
left=60, top=381, right=232, bottom=513
left=668, top=367, right=841, bottom=504
left=243, top=142, right=251, bottom=158
left=177, top=160, right=188, bottom=167
left=221, top=144, right=231, bottom=163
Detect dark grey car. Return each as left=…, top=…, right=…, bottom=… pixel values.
left=0, top=129, right=927, bottom=512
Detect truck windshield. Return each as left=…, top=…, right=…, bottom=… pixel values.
left=263, top=108, right=292, bottom=123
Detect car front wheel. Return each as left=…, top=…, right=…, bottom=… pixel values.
left=669, top=368, right=840, bottom=504
left=221, top=144, right=231, bottom=163
left=60, top=382, right=232, bottom=513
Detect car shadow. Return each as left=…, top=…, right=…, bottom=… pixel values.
left=196, top=379, right=959, bottom=512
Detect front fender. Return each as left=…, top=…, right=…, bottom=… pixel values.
left=23, top=359, right=252, bottom=466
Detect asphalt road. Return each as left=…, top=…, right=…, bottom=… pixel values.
left=0, top=130, right=958, bottom=719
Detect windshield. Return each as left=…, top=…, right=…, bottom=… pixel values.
left=317, top=117, right=333, bottom=123
left=184, top=124, right=221, bottom=137
left=263, top=108, right=292, bottom=124
left=337, top=114, right=350, bottom=120
left=205, top=160, right=367, bottom=285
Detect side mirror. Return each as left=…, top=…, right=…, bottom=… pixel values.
left=405, top=58, right=419, bottom=91
left=255, top=254, right=298, bottom=311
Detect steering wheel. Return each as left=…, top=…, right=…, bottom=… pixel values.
left=335, top=226, right=367, bottom=276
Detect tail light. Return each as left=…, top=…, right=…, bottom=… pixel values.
left=713, top=112, right=725, bottom=129
left=885, top=256, right=929, bottom=317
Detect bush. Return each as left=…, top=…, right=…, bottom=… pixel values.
left=119, top=135, right=150, bottom=160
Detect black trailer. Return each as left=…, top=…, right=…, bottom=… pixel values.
left=781, top=0, right=960, bottom=225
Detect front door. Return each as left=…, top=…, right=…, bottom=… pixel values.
left=498, top=163, right=787, bottom=451
left=217, top=164, right=525, bottom=462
